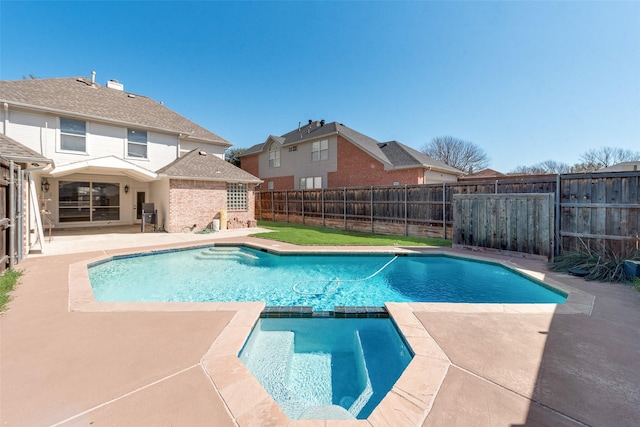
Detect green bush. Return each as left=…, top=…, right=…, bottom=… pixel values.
left=551, top=243, right=639, bottom=283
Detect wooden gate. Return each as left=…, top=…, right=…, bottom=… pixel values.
left=453, top=193, right=555, bottom=259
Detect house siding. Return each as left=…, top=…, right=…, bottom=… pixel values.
left=3, top=106, right=182, bottom=171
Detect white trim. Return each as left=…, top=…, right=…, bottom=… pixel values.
left=49, top=156, right=158, bottom=182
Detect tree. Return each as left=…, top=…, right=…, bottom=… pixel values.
left=579, top=147, right=640, bottom=170
left=420, top=136, right=489, bottom=174
left=509, top=160, right=571, bottom=175
left=511, top=146, right=640, bottom=174
left=225, top=148, right=246, bottom=167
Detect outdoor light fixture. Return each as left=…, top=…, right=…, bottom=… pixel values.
left=124, top=185, right=129, bottom=194
left=41, top=178, right=50, bottom=193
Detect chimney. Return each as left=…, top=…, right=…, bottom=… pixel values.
left=91, top=71, right=96, bottom=86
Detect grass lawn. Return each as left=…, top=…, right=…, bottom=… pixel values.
left=252, top=221, right=452, bottom=247
left=0, top=269, right=22, bottom=311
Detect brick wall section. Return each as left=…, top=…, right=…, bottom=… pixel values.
left=328, top=136, right=424, bottom=187
left=240, top=154, right=259, bottom=177
left=261, top=175, right=295, bottom=191
left=167, top=179, right=256, bottom=232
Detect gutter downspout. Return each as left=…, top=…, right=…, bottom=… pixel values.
left=3, top=102, right=8, bottom=135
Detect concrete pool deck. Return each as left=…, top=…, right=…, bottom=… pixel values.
left=1, top=227, right=639, bottom=426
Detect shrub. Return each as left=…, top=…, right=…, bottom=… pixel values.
left=551, top=242, right=639, bottom=283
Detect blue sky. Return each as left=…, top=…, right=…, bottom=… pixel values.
left=1, top=1, right=638, bottom=172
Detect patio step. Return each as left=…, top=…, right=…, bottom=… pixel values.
left=195, top=247, right=259, bottom=260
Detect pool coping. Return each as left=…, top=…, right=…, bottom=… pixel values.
left=67, top=242, right=595, bottom=426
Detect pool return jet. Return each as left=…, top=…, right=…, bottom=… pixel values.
left=292, top=256, right=399, bottom=296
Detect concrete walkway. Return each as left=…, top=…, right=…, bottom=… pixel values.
left=1, top=229, right=639, bottom=426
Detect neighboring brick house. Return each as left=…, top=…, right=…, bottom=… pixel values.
left=240, top=120, right=463, bottom=190
left=0, top=74, right=260, bottom=254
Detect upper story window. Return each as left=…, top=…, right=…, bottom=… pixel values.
left=227, top=183, right=248, bottom=210
left=311, top=139, right=328, bottom=161
left=127, top=128, right=148, bottom=158
left=60, top=118, right=86, bottom=152
left=269, top=143, right=280, bottom=168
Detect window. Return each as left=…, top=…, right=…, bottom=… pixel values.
left=127, top=128, right=148, bottom=158
left=227, top=183, right=247, bottom=210
left=311, top=139, right=328, bottom=162
left=267, top=181, right=274, bottom=190
left=58, top=181, right=120, bottom=223
left=269, top=143, right=280, bottom=168
left=299, top=176, right=322, bottom=189
left=60, top=118, right=86, bottom=152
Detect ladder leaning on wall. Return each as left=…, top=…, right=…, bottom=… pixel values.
left=29, top=180, right=47, bottom=254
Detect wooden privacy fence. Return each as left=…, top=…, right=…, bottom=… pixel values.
left=255, top=171, right=640, bottom=257
left=1, top=159, right=18, bottom=274
left=453, top=193, right=554, bottom=259
left=559, top=171, right=639, bottom=255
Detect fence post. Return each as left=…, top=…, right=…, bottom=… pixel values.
left=302, top=189, right=305, bottom=224
left=495, top=180, right=498, bottom=194
left=8, top=161, right=15, bottom=270
left=404, top=184, right=408, bottom=236
left=321, top=188, right=325, bottom=227
left=285, top=191, right=288, bottom=223
left=343, top=187, right=347, bottom=230
left=17, top=167, right=23, bottom=263
left=271, top=191, right=275, bottom=222
left=256, top=192, right=261, bottom=220
left=555, top=174, right=561, bottom=257
left=442, top=182, right=446, bottom=239
left=370, top=186, right=374, bottom=233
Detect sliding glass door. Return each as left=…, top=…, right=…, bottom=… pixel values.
left=59, top=181, right=120, bottom=223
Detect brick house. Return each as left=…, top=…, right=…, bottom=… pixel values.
left=0, top=74, right=260, bottom=254
left=240, top=120, right=464, bottom=190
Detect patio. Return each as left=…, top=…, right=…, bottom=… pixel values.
left=1, top=227, right=639, bottom=426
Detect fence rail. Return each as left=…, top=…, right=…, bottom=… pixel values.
left=255, top=171, right=639, bottom=257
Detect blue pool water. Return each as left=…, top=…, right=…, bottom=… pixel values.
left=239, top=318, right=413, bottom=420
left=88, top=245, right=567, bottom=310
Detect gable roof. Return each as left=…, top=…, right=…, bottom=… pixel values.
left=0, top=77, right=231, bottom=146
left=0, top=134, right=52, bottom=165
left=241, top=120, right=391, bottom=166
left=157, top=148, right=261, bottom=183
left=378, top=141, right=464, bottom=174
left=242, top=121, right=464, bottom=175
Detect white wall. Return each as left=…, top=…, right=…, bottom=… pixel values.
left=4, top=106, right=186, bottom=171
left=149, top=178, right=170, bottom=230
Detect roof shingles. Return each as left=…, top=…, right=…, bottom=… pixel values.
left=157, top=149, right=261, bottom=183
left=0, top=77, right=230, bottom=145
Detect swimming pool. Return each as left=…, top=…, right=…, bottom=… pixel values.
left=88, top=245, right=567, bottom=310
left=239, top=317, right=413, bottom=420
